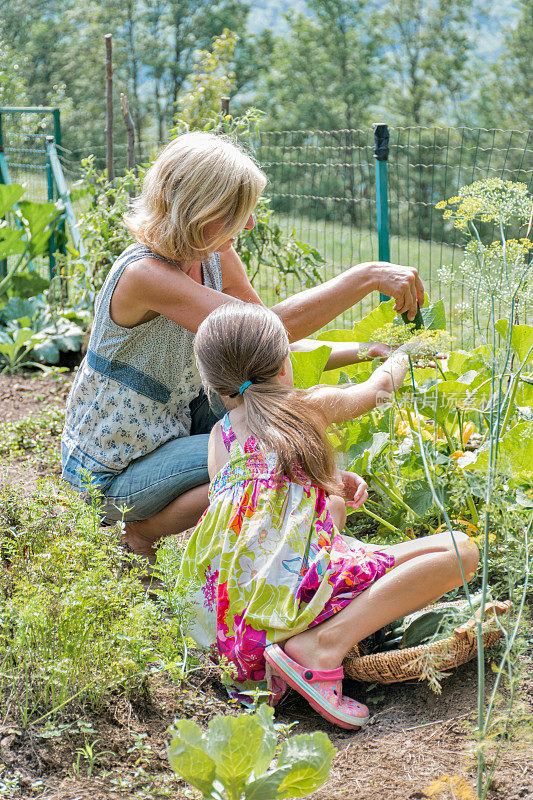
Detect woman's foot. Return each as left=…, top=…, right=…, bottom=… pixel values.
left=123, top=520, right=160, bottom=558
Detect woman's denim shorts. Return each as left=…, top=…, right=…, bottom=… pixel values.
left=87, top=391, right=225, bottom=524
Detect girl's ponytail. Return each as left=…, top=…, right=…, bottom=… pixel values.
left=194, top=303, right=339, bottom=494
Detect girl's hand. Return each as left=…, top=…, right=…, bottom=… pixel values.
left=336, top=470, right=368, bottom=509
left=359, top=341, right=393, bottom=361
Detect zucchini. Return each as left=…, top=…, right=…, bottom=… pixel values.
left=401, top=306, right=425, bottom=330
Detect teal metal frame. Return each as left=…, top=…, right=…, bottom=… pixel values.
left=0, top=106, right=80, bottom=284
left=45, top=136, right=83, bottom=255
left=373, top=123, right=391, bottom=302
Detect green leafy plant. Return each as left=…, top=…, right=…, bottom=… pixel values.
left=71, top=738, right=113, bottom=779
left=167, top=703, right=336, bottom=800
left=0, top=296, right=87, bottom=368
left=0, top=184, right=62, bottom=298
left=290, top=181, right=533, bottom=798
left=65, top=157, right=141, bottom=305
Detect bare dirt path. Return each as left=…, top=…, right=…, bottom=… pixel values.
left=0, top=372, right=531, bottom=800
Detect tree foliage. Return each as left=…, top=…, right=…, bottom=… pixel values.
left=256, top=0, right=381, bottom=131
left=380, top=0, right=474, bottom=125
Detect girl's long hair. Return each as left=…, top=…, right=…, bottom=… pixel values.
left=194, top=302, right=339, bottom=494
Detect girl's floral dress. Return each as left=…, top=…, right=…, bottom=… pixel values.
left=179, top=413, right=394, bottom=694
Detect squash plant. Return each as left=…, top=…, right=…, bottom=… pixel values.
left=0, top=185, right=87, bottom=370
left=167, top=704, right=336, bottom=800
left=0, top=184, right=61, bottom=298
left=291, top=178, right=533, bottom=798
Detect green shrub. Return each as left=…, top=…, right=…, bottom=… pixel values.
left=0, top=483, right=187, bottom=727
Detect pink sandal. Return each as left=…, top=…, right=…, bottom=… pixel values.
left=264, top=643, right=370, bottom=730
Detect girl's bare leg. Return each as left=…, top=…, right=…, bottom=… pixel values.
left=284, top=531, right=479, bottom=671
left=124, top=483, right=209, bottom=557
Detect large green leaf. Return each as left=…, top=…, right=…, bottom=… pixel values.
left=290, top=345, right=331, bottom=389
left=9, top=271, right=50, bottom=299
left=495, top=320, right=533, bottom=365
left=317, top=299, right=397, bottom=344
left=276, top=732, right=336, bottom=798
left=0, top=296, right=45, bottom=323
left=18, top=200, right=61, bottom=258
left=31, top=339, right=61, bottom=364
left=0, top=226, right=25, bottom=260
left=244, top=765, right=294, bottom=800
left=516, top=378, right=533, bottom=409
left=420, top=299, right=446, bottom=330
left=0, top=184, right=25, bottom=217
left=206, top=714, right=266, bottom=791
left=447, top=347, right=491, bottom=377
left=403, top=480, right=434, bottom=516
left=167, top=719, right=216, bottom=796
left=252, top=704, right=278, bottom=778
left=470, top=421, right=533, bottom=483
left=347, top=430, right=389, bottom=470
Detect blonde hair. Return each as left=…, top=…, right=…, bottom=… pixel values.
left=194, top=303, right=339, bottom=494
left=124, top=132, right=267, bottom=263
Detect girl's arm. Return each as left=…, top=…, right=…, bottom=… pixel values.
left=291, top=338, right=391, bottom=367
left=207, top=421, right=231, bottom=481
left=306, top=346, right=415, bottom=425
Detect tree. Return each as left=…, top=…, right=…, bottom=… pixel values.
left=477, top=0, right=533, bottom=130
left=0, top=23, right=28, bottom=107
left=0, top=0, right=252, bottom=155
left=256, top=0, right=382, bottom=132
left=173, top=30, right=238, bottom=131
left=380, top=0, right=475, bottom=125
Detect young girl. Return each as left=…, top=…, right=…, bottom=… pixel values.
left=179, top=302, right=479, bottom=730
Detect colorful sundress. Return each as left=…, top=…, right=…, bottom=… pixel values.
left=179, top=413, right=394, bottom=692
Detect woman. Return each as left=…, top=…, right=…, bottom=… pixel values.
left=61, top=132, right=424, bottom=559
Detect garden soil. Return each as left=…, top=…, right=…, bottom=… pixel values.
left=0, top=372, right=531, bottom=800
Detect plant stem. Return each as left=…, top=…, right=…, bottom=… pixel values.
left=359, top=506, right=400, bottom=533
left=371, top=474, right=421, bottom=519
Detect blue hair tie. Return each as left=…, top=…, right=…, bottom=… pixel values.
left=238, top=380, right=253, bottom=395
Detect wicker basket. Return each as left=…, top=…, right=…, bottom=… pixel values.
left=343, top=599, right=511, bottom=685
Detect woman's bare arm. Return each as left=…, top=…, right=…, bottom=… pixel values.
left=271, top=261, right=424, bottom=341
left=111, top=245, right=424, bottom=341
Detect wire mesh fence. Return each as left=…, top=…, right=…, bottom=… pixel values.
left=1, top=119, right=532, bottom=345
left=257, top=126, right=533, bottom=340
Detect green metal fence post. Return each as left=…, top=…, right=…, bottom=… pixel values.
left=373, top=123, right=390, bottom=302
left=46, top=137, right=56, bottom=279
left=53, top=108, right=61, bottom=148
left=51, top=110, right=67, bottom=258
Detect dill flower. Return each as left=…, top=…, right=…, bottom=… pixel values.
left=436, top=178, right=532, bottom=229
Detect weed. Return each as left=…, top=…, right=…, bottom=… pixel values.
left=71, top=738, right=114, bottom=778
left=0, top=406, right=65, bottom=471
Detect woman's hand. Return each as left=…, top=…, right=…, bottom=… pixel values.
left=336, top=470, right=368, bottom=509
left=372, top=263, right=425, bottom=320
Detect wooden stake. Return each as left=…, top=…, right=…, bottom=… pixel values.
left=105, top=34, right=114, bottom=180
left=221, top=96, right=230, bottom=115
